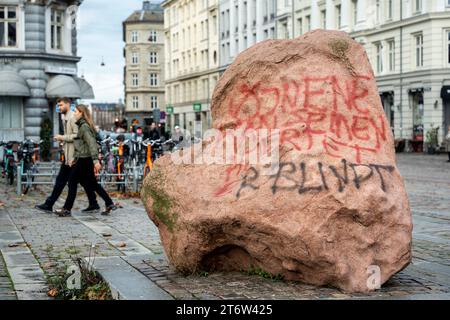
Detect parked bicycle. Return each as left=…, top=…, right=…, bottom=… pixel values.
left=18, top=139, right=41, bottom=194
left=1, top=141, right=18, bottom=185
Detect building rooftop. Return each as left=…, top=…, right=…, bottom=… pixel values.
left=124, top=1, right=163, bottom=24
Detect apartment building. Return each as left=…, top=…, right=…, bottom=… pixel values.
left=219, top=0, right=277, bottom=70
left=162, top=0, right=220, bottom=137
left=123, top=1, right=165, bottom=127
left=275, top=0, right=450, bottom=150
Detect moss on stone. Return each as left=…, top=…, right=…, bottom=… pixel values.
left=141, top=168, right=178, bottom=232
left=328, top=39, right=356, bottom=76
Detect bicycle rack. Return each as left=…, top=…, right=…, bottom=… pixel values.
left=15, top=162, right=147, bottom=195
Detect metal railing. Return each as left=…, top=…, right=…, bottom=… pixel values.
left=16, top=162, right=146, bottom=195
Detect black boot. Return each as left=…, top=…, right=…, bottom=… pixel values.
left=35, top=203, right=53, bottom=214
left=82, top=205, right=101, bottom=213
left=101, top=204, right=118, bottom=216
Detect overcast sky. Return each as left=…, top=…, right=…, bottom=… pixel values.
left=77, top=0, right=162, bottom=103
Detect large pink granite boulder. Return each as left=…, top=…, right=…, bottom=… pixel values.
left=141, top=30, right=413, bottom=293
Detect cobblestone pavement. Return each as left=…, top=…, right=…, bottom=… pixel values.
left=0, top=251, right=16, bottom=300
left=0, top=153, right=449, bottom=300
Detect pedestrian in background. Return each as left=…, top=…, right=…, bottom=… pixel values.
left=35, top=98, right=99, bottom=214
left=55, top=105, right=117, bottom=217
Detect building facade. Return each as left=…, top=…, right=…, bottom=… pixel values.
left=275, top=0, right=450, bottom=150
left=162, top=0, right=220, bottom=137
left=91, top=102, right=125, bottom=132
left=0, top=0, right=94, bottom=143
left=219, top=0, right=276, bottom=70
left=123, top=1, right=165, bottom=127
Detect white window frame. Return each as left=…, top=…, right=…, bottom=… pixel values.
left=446, top=30, right=450, bottom=66
left=50, top=8, right=64, bottom=50
left=414, top=0, right=422, bottom=14
left=387, top=0, right=393, bottom=20
left=132, top=96, right=139, bottom=109
left=131, top=31, right=138, bottom=43
left=149, top=51, right=158, bottom=64
left=150, top=96, right=158, bottom=109
left=131, top=52, right=139, bottom=64
left=321, top=10, right=326, bottom=29
left=414, top=33, right=423, bottom=68
left=388, top=40, right=395, bottom=72
left=0, top=6, right=20, bottom=49
left=375, top=42, right=384, bottom=74
left=149, top=30, right=157, bottom=42
left=132, top=73, right=139, bottom=87
left=150, top=73, right=159, bottom=87
left=335, top=5, right=341, bottom=29
left=46, top=6, right=72, bottom=54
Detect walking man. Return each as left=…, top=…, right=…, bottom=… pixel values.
left=35, top=97, right=100, bottom=213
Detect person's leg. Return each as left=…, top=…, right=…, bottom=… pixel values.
left=62, top=160, right=83, bottom=211
left=84, top=158, right=114, bottom=207
left=80, top=179, right=99, bottom=209
left=448, top=152, right=450, bottom=162
left=43, top=164, right=71, bottom=208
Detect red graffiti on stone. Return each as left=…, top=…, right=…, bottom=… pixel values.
left=214, top=74, right=388, bottom=197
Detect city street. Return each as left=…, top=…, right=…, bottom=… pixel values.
left=0, top=153, right=449, bottom=300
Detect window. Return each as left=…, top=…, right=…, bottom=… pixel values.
left=0, top=97, right=22, bottom=129
left=150, top=73, right=158, bottom=87
left=131, top=31, right=138, bottom=43
left=297, top=18, right=303, bottom=35
left=414, top=0, right=422, bottom=13
left=50, top=8, right=64, bottom=50
left=335, top=5, right=341, bottom=29
left=306, top=15, right=311, bottom=32
left=149, top=30, right=157, bottom=42
left=352, top=0, right=358, bottom=26
left=131, top=52, right=139, bottom=64
left=132, top=73, right=139, bottom=87
left=387, top=0, right=393, bottom=20
left=150, top=96, right=158, bottom=109
left=321, top=10, right=326, bottom=29
left=132, top=96, right=139, bottom=109
left=376, top=0, right=381, bottom=23
left=388, top=40, right=395, bottom=71
left=415, top=34, right=423, bottom=67
left=447, top=31, right=450, bottom=64
left=0, top=6, right=18, bottom=47
left=149, top=51, right=158, bottom=64
left=375, top=42, right=383, bottom=73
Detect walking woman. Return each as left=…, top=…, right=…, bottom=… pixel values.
left=55, top=105, right=117, bottom=217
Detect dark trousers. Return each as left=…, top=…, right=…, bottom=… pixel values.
left=45, top=164, right=98, bottom=208
left=64, top=157, right=113, bottom=211
left=448, top=152, right=450, bottom=161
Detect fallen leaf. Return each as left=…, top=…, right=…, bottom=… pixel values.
left=102, top=233, right=112, bottom=237
left=48, top=288, right=58, bottom=297
left=117, top=242, right=127, bottom=248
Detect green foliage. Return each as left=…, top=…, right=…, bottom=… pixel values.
left=426, top=125, right=439, bottom=147
left=47, top=258, right=112, bottom=300
left=142, top=168, right=178, bottom=232
left=39, top=115, right=53, bottom=161
left=246, top=266, right=284, bottom=281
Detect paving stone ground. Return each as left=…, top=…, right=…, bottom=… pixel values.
left=0, top=153, right=449, bottom=300
left=0, top=251, right=16, bottom=300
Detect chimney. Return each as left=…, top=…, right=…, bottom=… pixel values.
left=142, top=1, right=151, bottom=11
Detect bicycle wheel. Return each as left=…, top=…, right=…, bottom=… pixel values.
left=7, top=165, right=14, bottom=186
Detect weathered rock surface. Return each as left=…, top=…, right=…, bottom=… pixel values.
left=141, top=30, right=413, bottom=293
